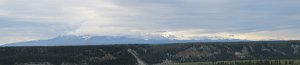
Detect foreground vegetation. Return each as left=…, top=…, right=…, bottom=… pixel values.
left=170, top=59, right=300, bottom=65
left=0, top=41, right=299, bottom=65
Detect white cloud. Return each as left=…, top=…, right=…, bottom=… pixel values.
left=0, top=28, right=49, bottom=44
left=0, top=36, right=39, bottom=45
left=0, top=0, right=299, bottom=44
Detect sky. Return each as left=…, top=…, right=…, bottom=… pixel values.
left=0, top=0, right=300, bottom=44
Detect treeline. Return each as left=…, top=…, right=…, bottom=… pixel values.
left=213, top=60, right=300, bottom=65
left=173, top=60, right=300, bottom=65
left=0, top=45, right=141, bottom=65
left=140, top=41, right=300, bottom=64
left=212, top=60, right=300, bottom=65
left=0, top=41, right=299, bottom=65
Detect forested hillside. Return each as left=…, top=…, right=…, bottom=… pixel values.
left=0, top=41, right=300, bottom=65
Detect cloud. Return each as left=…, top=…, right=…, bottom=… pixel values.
left=0, top=28, right=44, bottom=44
left=0, top=0, right=299, bottom=44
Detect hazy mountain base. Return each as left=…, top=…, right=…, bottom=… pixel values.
left=0, top=41, right=300, bottom=65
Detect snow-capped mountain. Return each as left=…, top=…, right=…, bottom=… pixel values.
left=3, top=35, right=246, bottom=46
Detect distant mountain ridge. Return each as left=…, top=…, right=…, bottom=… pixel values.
left=3, top=35, right=246, bottom=46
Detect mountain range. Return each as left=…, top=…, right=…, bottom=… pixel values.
left=3, top=35, right=245, bottom=46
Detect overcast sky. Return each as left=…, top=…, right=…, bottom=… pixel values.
left=0, top=0, right=300, bottom=44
